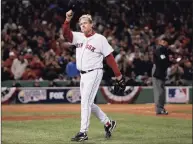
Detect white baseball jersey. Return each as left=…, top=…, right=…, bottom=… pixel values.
left=70, top=31, right=113, bottom=133
left=72, top=32, right=114, bottom=71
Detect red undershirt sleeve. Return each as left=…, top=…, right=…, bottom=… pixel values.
left=105, top=53, right=121, bottom=77
left=62, top=20, right=73, bottom=43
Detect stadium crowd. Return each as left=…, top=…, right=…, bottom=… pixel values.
left=1, top=0, right=192, bottom=86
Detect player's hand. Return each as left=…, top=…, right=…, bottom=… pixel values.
left=66, top=10, right=74, bottom=22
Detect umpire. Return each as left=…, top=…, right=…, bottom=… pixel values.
left=152, top=38, right=171, bottom=115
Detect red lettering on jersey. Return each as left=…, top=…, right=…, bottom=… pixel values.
left=89, top=45, right=92, bottom=50
left=91, top=47, right=96, bottom=52
left=75, top=43, right=83, bottom=48
left=86, top=44, right=96, bottom=52
left=86, top=44, right=90, bottom=49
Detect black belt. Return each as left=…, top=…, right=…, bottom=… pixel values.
left=80, top=68, right=102, bottom=74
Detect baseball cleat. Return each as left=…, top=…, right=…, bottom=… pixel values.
left=104, top=120, right=117, bottom=139
left=156, top=109, right=169, bottom=115
left=71, top=132, right=88, bottom=142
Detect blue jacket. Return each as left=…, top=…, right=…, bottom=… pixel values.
left=66, top=62, right=80, bottom=78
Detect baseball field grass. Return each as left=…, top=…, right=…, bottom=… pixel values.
left=2, top=104, right=192, bottom=144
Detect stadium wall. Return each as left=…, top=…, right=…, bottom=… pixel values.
left=1, top=86, right=192, bottom=104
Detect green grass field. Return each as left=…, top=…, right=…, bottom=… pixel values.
left=2, top=111, right=192, bottom=144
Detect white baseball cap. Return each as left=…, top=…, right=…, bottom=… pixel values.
left=18, top=25, right=22, bottom=29
left=9, top=51, right=15, bottom=56
left=42, top=21, right=47, bottom=25
left=27, top=48, right=32, bottom=53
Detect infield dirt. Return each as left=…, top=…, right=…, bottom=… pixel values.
left=2, top=104, right=192, bottom=121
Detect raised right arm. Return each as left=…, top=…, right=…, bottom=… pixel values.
left=63, top=21, right=73, bottom=43
left=62, top=10, right=74, bottom=43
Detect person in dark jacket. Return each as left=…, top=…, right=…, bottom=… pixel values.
left=152, top=38, right=172, bottom=115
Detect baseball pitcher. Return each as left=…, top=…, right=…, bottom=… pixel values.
left=62, top=9, right=126, bottom=142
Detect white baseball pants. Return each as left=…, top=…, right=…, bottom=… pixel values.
left=79, top=69, right=110, bottom=133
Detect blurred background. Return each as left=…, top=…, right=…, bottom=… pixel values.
left=1, top=0, right=192, bottom=87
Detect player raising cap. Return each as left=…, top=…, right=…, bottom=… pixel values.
left=63, top=9, right=126, bottom=142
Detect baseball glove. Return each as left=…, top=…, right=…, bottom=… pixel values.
left=113, top=76, right=126, bottom=95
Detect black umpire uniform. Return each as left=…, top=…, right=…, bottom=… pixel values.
left=152, top=39, right=171, bottom=115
